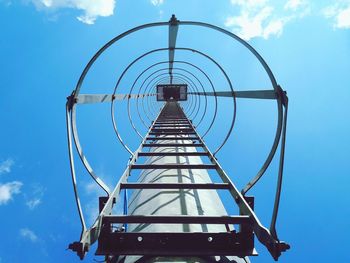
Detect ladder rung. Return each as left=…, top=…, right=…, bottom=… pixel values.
left=154, top=122, right=190, bottom=125
left=103, top=215, right=250, bottom=224
left=130, top=164, right=217, bottom=169
left=152, top=125, right=192, bottom=128
left=155, top=122, right=188, bottom=124
left=151, top=128, right=194, bottom=132
left=138, top=152, right=208, bottom=156
left=102, top=215, right=250, bottom=224
left=142, top=143, right=203, bottom=147
left=154, top=122, right=190, bottom=124
left=157, top=118, right=188, bottom=120
left=149, top=132, right=196, bottom=135
left=153, top=123, right=191, bottom=125
left=146, top=137, right=199, bottom=141
left=155, top=122, right=190, bottom=124
left=120, top=183, right=230, bottom=190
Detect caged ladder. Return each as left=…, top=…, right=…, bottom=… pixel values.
left=66, top=15, right=290, bottom=263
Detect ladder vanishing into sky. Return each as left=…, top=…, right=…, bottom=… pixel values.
left=66, top=15, right=290, bottom=263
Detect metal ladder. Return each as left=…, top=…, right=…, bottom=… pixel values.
left=91, top=101, right=289, bottom=260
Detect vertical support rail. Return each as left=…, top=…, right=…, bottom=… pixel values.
left=270, top=89, right=289, bottom=240
left=184, top=102, right=290, bottom=260
left=169, top=15, right=179, bottom=84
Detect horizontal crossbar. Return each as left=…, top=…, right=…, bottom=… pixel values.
left=96, top=232, right=257, bottom=257
left=146, top=137, right=199, bottom=140
left=155, top=122, right=190, bottom=125
left=153, top=123, right=191, bottom=126
left=130, top=164, right=217, bottom=169
left=138, top=152, right=207, bottom=156
left=142, top=143, right=203, bottom=147
left=102, top=215, right=250, bottom=224
left=149, top=132, right=196, bottom=135
left=120, top=183, right=230, bottom=190
left=151, top=128, right=194, bottom=132
left=152, top=126, right=192, bottom=129
left=188, top=90, right=277, bottom=99
left=157, top=118, right=188, bottom=120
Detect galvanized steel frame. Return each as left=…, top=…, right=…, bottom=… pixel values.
left=66, top=15, right=289, bottom=261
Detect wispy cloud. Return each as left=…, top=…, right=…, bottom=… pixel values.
left=30, top=0, right=116, bottom=24
left=0, top=158, right=14, bottom=175
left=284, top=0, right=305, bottom=11
left=25, top=184, right=44, bottom=210
left=20, top=228, right=38, bottom=242
left=84, top=182, right=105, bottom=224
left=323, top=1, right=350, bottom=29
left=26, top=198, right=42, bottom=210
left=150, top=0, right=164, bottom=6
left=0, top=181, right=22, bottom=205
left=224, top=0, right=310, bottom=40
left=85, top=181, right=104, bottom=195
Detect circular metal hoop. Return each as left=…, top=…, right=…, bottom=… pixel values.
left=110, top=47, right=236, bottom=155
left=71, top=18, right=283, bottom=198
left=66, top=17, right=289, bottom=261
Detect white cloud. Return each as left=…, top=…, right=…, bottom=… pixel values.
left=25, top=184, right=44, bottom=210
left=85, top=201, right=99, bottom=224
left=284, top=0, right=303, bottom=11
left=150, top=0, right=164, bottom=6
left=85, top=181, right=104, bottom=195
left=0, top=181, right=22, bottom=205
left=84, top=182, right=106, bottom=224
left=20, top=228, right=38, bottom=242
left=26, top=198, right=42, bottom=210
left=0, top=159, right=14, bottom=175
left=263, top=18, right=285, bottom=39
left=225, top=0, right=310, bottom=40
left=230, top=0, right=268, bottom=8
left=30, top=0, right=116, bottom=24
left=337, top=7, right=350, bottom=28
left=323, top=1, right=350, bottom=29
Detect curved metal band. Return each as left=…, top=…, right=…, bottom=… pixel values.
left=123, top=58, right=218, bottom=141
left=71, top=19, right=284, bottom=239
left=174, top=47, right=236, bottom=155
left=111, top=47, right=232, bottom=155
left=143, top=75, right=198, bottom=126
left=141, top=68, right=204, bottom=122
left=73, top=20, right=282, bottom=193
left=145, top=73, right=200, bottom=125
left=177, top=21, right=283, bottom=193
left=270, top=99, right=288, bottom=239
left=70, top=104, right=110, bottom=194
left=134, top=69, right=199, bottom=132
left=66, top=102, right=87, bottom=235
left=141, top=74, right=199, bottom=123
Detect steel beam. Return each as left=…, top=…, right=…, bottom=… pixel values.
left=138, top=152, right=208, bottom=156
left=142, top=143, right=203, bottom=147
left=149, top=132, right=196, bottom=135
left=168, top=15, right=179, bottom=84
left=130, top=164, right=217, bottom=170
left=146, top=137, right=199, bottom=140
left=75, top=93, right=156, bottom=104
left=102, top=215, right=250, bottom=224
left=96, top=232, right=257, bottom=257
left=188, top=90, right=277, bottom=99
left=120, top=183, right=230, bottom=190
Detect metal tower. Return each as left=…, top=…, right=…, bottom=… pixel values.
left=66, top=15, right=290, bottom=263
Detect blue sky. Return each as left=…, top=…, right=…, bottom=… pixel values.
left=0, top=0, right=349, bottom=262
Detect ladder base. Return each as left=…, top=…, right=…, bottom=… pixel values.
left=96, top=232, right=257, bottom=257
